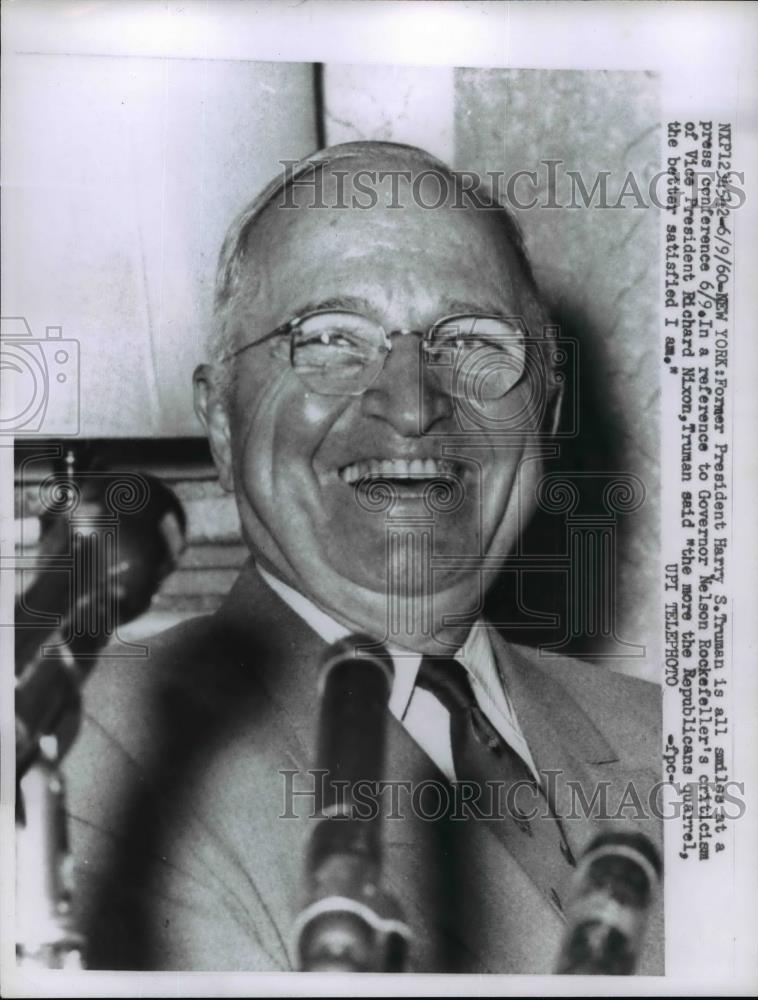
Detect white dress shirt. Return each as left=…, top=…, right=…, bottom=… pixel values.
left=258, top=566, right=540, bottom=784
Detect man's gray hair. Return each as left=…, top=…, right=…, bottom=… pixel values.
left=208, top=140, right=552, bottom=404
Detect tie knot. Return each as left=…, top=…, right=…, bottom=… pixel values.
left=417, top=656, right=502, bottom=753
left=417, top=656, right=475, bottom=714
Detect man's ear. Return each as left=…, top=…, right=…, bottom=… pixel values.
left=193, top=364, right=234, bottom=492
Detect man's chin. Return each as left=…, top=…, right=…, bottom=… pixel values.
left=282, top=559, right=481, bottom=654
left=318, top=543, right=489, bottom=609
left=325, top=521, right=480, bottom=578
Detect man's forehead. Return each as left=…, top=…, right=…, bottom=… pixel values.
left=238, top=205, right=519, bottom=326
left=278, top=292, right=509, bottom=319
left=214, top=141, right=536, bottom=320
left=222, top=142, right=532, bottom=327
left=250, top=161, right=513, bottom=258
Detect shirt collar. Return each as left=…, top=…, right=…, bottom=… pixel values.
left=258, top=565, right=348, bottom=647
left=256, top=565, right=495, bottom=720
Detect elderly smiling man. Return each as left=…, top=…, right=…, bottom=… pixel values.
left=65, top=141, right=662, bottom=974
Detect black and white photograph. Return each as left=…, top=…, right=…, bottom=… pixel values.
left=2, top=1, right=756, bottom=995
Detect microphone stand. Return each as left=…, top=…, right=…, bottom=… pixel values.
left=16, top=731, right=86, bottom=969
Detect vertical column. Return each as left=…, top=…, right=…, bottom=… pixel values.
left=35, top=471, right=152, bottom=659
left=537, top=472, right=647, bottom=658
left=385, top=520, right=434, bottom=644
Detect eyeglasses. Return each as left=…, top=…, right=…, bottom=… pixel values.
left=223, top=310, right=528, bottom=399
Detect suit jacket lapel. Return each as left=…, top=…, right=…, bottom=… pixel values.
left=215, top=558, right=327, bottom=759
left=491, top=632, right=662, bottom=860
left=491, top=633, right=621, bottom=857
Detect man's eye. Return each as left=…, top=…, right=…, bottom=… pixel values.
left=331, top=333, right=351, bottom=347
left=425, top=335, right=515, bottom=357
left=300, top=330, right=359, bottom=349
left=294, top=332, right=370, bottom=370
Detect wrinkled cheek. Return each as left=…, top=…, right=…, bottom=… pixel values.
left=482, top=447, right=542, bottom=553
left=229, top=418, right=280, bottom=542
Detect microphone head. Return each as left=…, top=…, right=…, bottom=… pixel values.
left=555, top=830, right=662, bottom=975
left=318, top=634, right=394, bottom=693
left=314, top=634, right=395, bottom=821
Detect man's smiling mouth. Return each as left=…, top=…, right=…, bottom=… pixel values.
left=338, top=457, right=457, bottom=485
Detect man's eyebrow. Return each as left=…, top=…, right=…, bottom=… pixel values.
left=293, top=295, right=374, bottom=316
left=442, top=298, right=505, bottom=316
left=293, top=297, right=506, bottom=315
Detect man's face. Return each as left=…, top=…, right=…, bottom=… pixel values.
left=208, top=164, right=546, bottom=635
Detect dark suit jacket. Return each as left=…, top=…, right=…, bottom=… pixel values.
left=63, top=560, right=663, bottom=973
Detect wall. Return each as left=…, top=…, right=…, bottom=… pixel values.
left=3, top=53, right=318, bottom=437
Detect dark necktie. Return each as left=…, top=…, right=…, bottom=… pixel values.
left=416, top=655, right=576, bottom=912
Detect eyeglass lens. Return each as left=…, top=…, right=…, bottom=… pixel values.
left=288, top=312, right=526, bottom=399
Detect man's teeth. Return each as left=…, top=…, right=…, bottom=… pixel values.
left=339, top=458, right=455, bottom=485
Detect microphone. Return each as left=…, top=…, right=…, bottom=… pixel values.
left=554, top=830, right=662, bottom=975
left=15, top=466, right=186, bottom=969
left=15, top=471, right=186, bottom=776
left=294, top=634, right=411, bottom=972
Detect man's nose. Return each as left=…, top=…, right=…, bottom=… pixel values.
left=359, top=333, right=453, bottom=435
